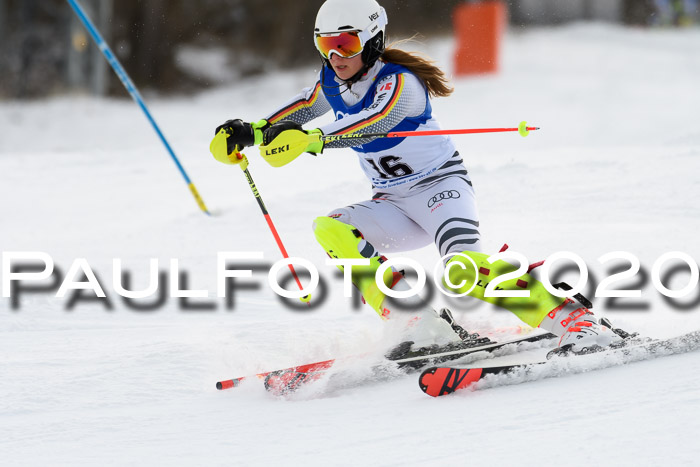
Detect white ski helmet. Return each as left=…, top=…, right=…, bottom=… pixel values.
left=314, top=0, right=388, bottom=68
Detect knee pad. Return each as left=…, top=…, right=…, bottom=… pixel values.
left=313, top=216, right=368, bottom=261
left=313, top=216, right=394, bottom=317
left=444, top=251, right=565, bottom=328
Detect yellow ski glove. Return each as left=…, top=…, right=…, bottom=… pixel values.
left=259, top=121, right=324, bottom=168
left=210, top=119, right=268, bottom=165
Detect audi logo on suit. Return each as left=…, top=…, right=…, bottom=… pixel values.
left=428, top=190, right=461, bottom=208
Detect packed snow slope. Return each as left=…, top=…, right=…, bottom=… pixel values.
left=2, top=24, right=700, bottom=466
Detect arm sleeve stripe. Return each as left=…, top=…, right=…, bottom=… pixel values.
left=331, top=74, right=405, bottom=136
left=268, top=82, right=322, bottom=124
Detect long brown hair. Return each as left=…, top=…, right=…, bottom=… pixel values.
left=381, top=42, right=453, bottom=98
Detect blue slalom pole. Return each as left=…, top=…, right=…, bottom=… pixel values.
left=66, top=0, right=210, bottom=215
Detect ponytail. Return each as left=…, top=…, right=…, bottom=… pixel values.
left=381, top=43, right=453, bottom=98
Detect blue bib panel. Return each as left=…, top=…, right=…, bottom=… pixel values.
left=321, top=63, right=432, bottom=153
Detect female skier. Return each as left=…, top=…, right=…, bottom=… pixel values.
left=212, top=0, right=622, bottom=354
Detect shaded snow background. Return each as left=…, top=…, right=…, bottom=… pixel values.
left=2, top=24, right=700, bottom=465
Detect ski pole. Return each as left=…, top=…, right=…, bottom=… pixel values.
left=66, top=0, right=211, bottom=216
left=229, top=148, right=312, bottom=304
left=321, top=121, right=539, bottom=143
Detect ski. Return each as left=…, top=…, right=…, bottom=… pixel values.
left=419, top=329, right=700, bottom=397
left=216, top=330, right=556, bottom=395
left=216, top=358, right=335, bottom=392
left=390, top=330, right=555, bottom=368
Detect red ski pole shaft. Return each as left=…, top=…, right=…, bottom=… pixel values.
left=321, top=121, right=539, bottom=142
left=385, top=126, right=538, bottom=138
left=234, top=150, right=311, bottom=304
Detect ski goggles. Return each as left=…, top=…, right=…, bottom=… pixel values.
left=315, top=31, right=365, bottom=59
left=314, top=8, right=388, bottom=59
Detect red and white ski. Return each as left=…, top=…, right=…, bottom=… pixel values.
left=216, top=358, right=336, bottom=393
left=418, top=330, right=700, bottom=397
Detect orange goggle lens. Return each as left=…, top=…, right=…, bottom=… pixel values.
left=315, top=32, right=364, bottom=59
